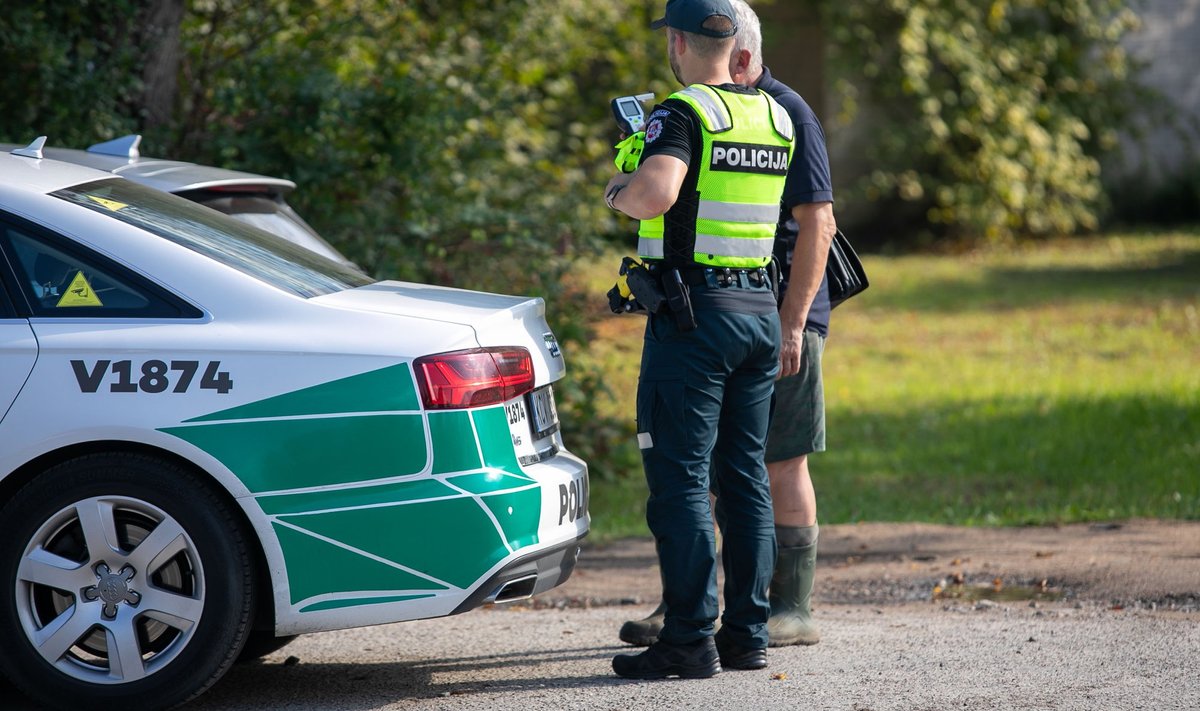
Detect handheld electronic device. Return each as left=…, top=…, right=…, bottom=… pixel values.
left=610, top=93, right=655, bottom=135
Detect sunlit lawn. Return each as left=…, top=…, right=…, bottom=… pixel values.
left=567, top=229, right=1200, bottom=540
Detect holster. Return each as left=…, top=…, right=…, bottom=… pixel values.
left=623, top=258, right=667, bottom=314
left=662, top=268, right=696, bottom=332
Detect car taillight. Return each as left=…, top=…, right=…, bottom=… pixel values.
left=414, top=347, right=535, bottom=409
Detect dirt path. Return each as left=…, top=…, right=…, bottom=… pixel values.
left=541, top=520, right=1200, bottom=612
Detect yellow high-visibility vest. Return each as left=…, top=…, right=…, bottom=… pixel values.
left=638, top=84, right=794, bottom=269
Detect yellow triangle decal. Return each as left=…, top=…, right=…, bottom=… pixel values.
left=56, top=271, right=103, bottom=307
left=87, top=195, right=129, bottom=211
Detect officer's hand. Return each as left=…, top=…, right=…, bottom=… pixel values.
left=605, top=173, right=633, bottom=193
left=778, top=330, right=804, bottom=379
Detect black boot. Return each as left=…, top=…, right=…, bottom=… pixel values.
left=714, top=628, right=767, bottom=670
left=612, top=637, right=722, bottom=679
left=618, top=600, right=666, bottom=646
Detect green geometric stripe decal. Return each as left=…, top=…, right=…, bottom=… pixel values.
left=481, top=489, right=541, bottom=550
left=277, top=494, right=518, bottom=590
left=185, top=363, right=418, bottom=422
left=446, top=471, right=536, bottom=495
left=157, top=366, right=551, bottom=615
left=273, top=522, right=449, bottom=604
left=300, top=594, right=435, bottom=613
left=429, top=411, right=483, bottom=474
left=257, top=478, right=459, bottom=516
left=162, top=414, right=427, bottom=491
left=474, top=407, right=523, bottom=473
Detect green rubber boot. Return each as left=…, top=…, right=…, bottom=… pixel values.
left=618, top=601, right=666, bottom=646
left=767, top=539, right=820, bottom=647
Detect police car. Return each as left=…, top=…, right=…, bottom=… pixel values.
left=0, top=139, right=589, bottom=709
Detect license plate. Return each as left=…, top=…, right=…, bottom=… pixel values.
left=526, top=385, right=559, bottom=439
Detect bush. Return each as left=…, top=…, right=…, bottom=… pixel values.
left=0, top=0, right=146, bottom=146
left=811, top=0, right=1145, bottom=242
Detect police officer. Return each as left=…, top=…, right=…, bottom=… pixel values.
left=618, top=0, right=838, bottom=650
left=605, top=0, right=795, bottom=679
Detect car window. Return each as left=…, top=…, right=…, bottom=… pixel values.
left=0, top=223, right=195, bottom=318
left=52, top=179, right=373, bottom=298
left=0, top=266, right=14, bottom=317
left=186, top=192, right=350, bottom=265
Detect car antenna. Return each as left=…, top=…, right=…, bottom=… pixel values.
left=88, top=134, right=142, bottom=159
left=11, top=136, right=47, bottom=159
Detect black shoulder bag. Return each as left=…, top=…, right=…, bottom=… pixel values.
left=825, top=229, right=869, bottom=309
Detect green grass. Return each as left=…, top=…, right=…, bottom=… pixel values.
left=566, top=229, right=1200, bottom=540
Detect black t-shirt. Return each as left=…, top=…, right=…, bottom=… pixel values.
left=640, top=74, right=836, bottom=335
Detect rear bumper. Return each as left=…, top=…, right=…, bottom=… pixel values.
left=450, top=535, right=585, bottom=614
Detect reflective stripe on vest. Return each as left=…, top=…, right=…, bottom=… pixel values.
left=770, top=99, right=794, bottom=142
left=639, top=234, right=665, bottom=258
left=638, top=85, right=794, bottom=269
left=676, top=86, right=733, bottom=133
left=697, top=199, right=780, bottom=224
left=695, top=233, right=775, bottom=258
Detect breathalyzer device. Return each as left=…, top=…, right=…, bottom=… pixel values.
left=610, top=93, right=656, bottom=135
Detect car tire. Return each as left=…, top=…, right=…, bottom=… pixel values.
left=236, top=630, right=298, bottom=663
left=0, top=452, right=254, bottom=710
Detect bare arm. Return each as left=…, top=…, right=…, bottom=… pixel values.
left=604, top=154, right=688, bottom=220
left=778, top=201, right=836, bottom=378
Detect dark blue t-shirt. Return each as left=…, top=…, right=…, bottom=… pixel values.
left=756, top=67, right=835, bottom=337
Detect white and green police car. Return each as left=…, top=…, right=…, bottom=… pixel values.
left=0, top=140, right=589, bottom=709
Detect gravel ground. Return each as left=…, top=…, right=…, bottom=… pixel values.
left=3, top=520, right=1197, bottom=709
left=175, top=603, right=1200, bottom=710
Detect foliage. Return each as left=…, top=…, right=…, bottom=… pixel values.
left=0, top=0, right=147, bottom=145
left=808, top=0, right=1145, bottom=242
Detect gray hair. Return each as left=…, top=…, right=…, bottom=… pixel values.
left=730, top=0, right=763, bottom=77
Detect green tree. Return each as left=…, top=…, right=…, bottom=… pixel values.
left=811, top=0, right=1144, bottom=241
left=0, top=0, right=147, bottom=146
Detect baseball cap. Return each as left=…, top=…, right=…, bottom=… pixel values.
left=649, top=0, right=739, bottom=38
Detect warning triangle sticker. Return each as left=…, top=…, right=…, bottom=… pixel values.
left=86, top=195, right=129, bottom=211
left=56, top=272, right=103, bottom=307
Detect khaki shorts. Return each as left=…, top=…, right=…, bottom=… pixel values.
left=765, top=329, right=826, bottom=463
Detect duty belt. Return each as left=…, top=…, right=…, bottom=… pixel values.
left=679, top=267, right=772, bottom=290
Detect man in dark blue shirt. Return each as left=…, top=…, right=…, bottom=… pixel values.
left=619, top=0, right=837, bottom=649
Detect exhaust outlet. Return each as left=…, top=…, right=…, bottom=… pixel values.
left=489, top=574, right=538, bottom=603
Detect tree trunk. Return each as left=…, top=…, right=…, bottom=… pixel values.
left=141, top=0, right=185, bottom=132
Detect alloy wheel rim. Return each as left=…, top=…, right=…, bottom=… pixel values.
left=13, top=495, right=206, bottom=684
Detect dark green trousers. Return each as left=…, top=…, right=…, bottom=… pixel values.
left=637, top=305, right=779, bottom=649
